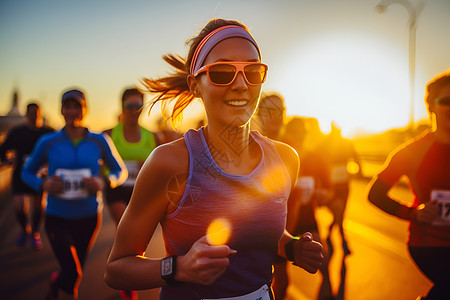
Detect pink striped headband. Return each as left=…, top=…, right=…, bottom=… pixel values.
left=190, top=25, right=261, bottom=75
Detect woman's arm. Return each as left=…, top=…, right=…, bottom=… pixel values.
left=367, top=138, right=439, bottom=224
left=273, top=141, right=323, bottom=274
left=105, top=143, right=183, bottom=290
left=367, top=177, right=408, bottom=217
left=367, top=147, right=418, bottom=221
left=368, top=177, right=438, bottom=223
left=105, top=140, right=236, bottom=290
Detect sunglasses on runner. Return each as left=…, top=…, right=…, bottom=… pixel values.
left=194, top=62, right=268, bottom=86
left=435, top=97, right=450, bottom=105
left=124, top=102, right=143, bottom=110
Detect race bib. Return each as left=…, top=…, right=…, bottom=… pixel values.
left=123, top=161, right=140, bottom=187
left=203, top=284, right=270, bottom=300
left=431, top=190, right=450, bottom=226
left=55, top=168, right=91, bottom=200
left=297, top=176, right=315, bottom=204
left=331, top=165, right=348, bottom=183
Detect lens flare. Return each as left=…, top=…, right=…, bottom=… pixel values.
left=260, top=165, right=286, bottom=193
left=207, top=218, right=231, bottom=246
left=347, top=161, right=360, bottom=175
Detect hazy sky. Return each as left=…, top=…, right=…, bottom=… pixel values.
left=1, top=0, right=449, bottom=136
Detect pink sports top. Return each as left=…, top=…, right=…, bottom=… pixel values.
left=160, top=128, right=291, bottom=299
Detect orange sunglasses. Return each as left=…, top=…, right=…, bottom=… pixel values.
left=194, top=62, right=268, bottom=86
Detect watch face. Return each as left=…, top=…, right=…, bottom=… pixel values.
left=161, top=256, right=173, bottom=277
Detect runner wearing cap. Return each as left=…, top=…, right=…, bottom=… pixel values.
left=22, top=88, right=127, bottom=300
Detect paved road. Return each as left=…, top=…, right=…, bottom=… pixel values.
left=0, top=165, right=433, bottom=300
left=285, top=176, right=433, bottom=300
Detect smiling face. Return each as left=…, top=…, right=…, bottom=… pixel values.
left=191, top=37, right=263, bottom=128
left=61, top=100, right=85, bottom=127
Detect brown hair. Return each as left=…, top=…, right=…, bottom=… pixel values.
left=26, top=102, right=40, bottom=111
left=140, top=18, right=248, bottom=125
left=121, top=88, right=143, bottom=105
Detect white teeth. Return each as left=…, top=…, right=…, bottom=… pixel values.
left=227, top=100, right=247, bottom=106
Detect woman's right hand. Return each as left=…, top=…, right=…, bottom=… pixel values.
left=176, top=236, right=237, bottom=285
left=41, top=175, right=64, bottom=195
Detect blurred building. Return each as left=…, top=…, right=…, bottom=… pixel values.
left=0, top=90, right=25, bottom=142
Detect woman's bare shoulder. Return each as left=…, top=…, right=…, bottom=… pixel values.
left=130, top=137, right=189, bottom=214
left=142, top=137, right=189, bottom=175
left=271, top=139, right=299, bottom=163
left=262, top=137, right=299, bottom=186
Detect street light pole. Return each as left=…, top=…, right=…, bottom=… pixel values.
left=375, top=0, right=426, bottom=132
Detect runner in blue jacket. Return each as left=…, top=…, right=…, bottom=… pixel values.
left=22, top=88, right=127, bottom=300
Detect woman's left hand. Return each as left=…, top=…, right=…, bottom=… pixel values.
left=293, top=232, right=324, bottom=274
left=84, top=176, right=105, bottom=194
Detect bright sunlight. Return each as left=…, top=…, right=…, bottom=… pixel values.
left=269, top=32, right=416, bottom=137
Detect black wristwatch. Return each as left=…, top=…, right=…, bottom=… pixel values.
left=161, top=256, right=183, bottom=286
left=285, top=236, right=300, bottom=263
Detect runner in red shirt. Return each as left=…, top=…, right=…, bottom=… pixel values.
left=368, top=70, right=450, bottom=300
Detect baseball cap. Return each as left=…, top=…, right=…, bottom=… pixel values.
left=61, top=89, right=86, bottom=107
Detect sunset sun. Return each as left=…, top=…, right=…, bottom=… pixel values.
left=269, top=32, right=415, bottom=137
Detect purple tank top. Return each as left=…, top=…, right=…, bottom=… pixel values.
left=160, top=128, right=291, bottom=299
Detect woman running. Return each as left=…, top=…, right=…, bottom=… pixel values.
left=105, top=18, right=324, bottom=299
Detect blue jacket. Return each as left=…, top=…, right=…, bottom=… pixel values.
left=22, top=128, right=126, bottom=219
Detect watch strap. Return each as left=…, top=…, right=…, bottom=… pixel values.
left=161, top=256, right=183, bottom=287
left=285, top=236, right=300, bottom=262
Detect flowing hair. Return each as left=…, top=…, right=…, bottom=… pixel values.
left=140, top=18, right=247, bottom=126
